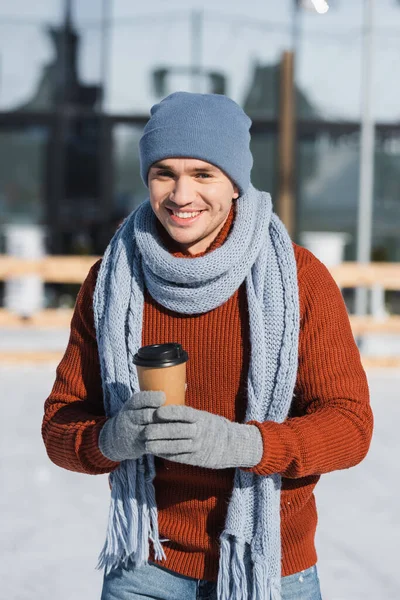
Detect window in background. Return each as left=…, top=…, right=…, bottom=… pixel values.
left=108, top=0, right=294, bottom=114
left=296, top=0, right=363, bottom=121
left=0, top=126, right=48, bottom=229
left=0, top=2, right=63, bottom=111
left=297, top=130, right=360, bottom=259
left=296, top=0, right=400, bottom=263
left=71, top=0, right=104, bottom=111
left=249, top=129, right=278, bottom=197
left=47, top=115, right=107, bottom=256
left=372, top=133, right=400, bottom=261
left=0, top=1, right=105, bottom=114
left=374, top=0, right=400, bottom=123
left=113, top=123, right=147, bottom=218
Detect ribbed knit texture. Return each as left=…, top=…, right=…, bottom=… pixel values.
left=139, top=91, right=253, bottom=195
left=42, top=207, right=373, bottom=582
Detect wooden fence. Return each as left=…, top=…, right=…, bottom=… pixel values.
left=0, top=255, right=400, bottom=367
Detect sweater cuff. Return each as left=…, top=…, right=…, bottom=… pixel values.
left=241, top=420, right=290, bottom=476
left=98, top=417, right=125, bottom=463
left=92, top=419, right=121, bottom=470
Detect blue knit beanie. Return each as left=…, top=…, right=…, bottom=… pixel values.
left=139, top=91, right=253, bottom=196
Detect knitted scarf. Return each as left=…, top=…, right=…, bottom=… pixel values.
left=93, top=185, right=300, bottom=600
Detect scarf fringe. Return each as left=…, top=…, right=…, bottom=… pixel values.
left=96, top=459, right=165, bottom=574
left=217, top=535, right=232, bottom=600
left=144, top=456, right=167, bottom=561
left=217, top=534, right=281, bottom=600
left=231, top=538, right=248, bottom=600
left=252, top=561, right=281, bottom=600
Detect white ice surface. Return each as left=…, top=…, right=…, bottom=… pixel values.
left=0, top=329, right=70, bottom=351
left=0, top=364, right=399, bottom=600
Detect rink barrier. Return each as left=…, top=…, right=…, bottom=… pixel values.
left=0, top=256, right=400, bottom=367
left=0, top=255, right=97, bottom=283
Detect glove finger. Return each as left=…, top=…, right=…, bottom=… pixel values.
left=145, top=438, right=194, bottom=456
left=131, top=408, right=159, bottom=425
left=145, top=422, right=197, bottom=441
left=125, top=391, right=166, bottom=411
left=155, top=405, right=199, bottom=423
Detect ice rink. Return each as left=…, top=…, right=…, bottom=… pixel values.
left=1, top=362, right=399, bottom=600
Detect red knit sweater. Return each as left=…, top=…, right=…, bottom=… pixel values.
left=42, top=208, right=373, bottom=580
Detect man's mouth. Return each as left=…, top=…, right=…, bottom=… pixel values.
left=167, top=209, right=203, bottom=224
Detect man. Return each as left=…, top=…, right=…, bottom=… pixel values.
left=42, top=92, right=373, bottom=600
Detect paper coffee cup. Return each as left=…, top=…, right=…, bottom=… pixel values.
left=132, top=343, right=189, bottom=406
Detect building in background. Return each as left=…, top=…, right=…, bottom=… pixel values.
left=0, top=0, right=400, bottom=268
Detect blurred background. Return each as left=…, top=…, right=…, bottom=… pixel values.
left=0, top=0, right=400, bottom=310
left=1, top=1, right=400, bottom=599
left=0, top=0, right=399, bottom=315
left=0, top=0, right=399, bottom=254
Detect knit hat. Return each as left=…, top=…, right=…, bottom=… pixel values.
left=139, top=91, right=253, bottom=196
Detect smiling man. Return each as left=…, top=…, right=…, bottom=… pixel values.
left=42, top=92, right=373, bottom=600
left=148, top=158, right=239, bottom=254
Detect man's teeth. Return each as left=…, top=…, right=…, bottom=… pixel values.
left=172, top=211, right=201, bottom=219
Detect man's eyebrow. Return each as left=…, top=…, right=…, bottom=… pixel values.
left=150, top=162, right=216, bottom=173
left=191, top=166, right=215, bottom=172
left=151, top=162, right=174, bottom=170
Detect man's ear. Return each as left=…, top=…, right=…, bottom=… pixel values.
left=233, top=185, right=240, bottom=199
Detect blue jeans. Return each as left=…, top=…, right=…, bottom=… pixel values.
left=101, top=561, right=322, bottom=600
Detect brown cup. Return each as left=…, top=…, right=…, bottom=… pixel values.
left=132, top=343, right=189, bottom=406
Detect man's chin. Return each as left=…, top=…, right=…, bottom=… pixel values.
left=165, top=223, right=201, bottom=242
left=170, top=233, right=201, bottom=248
left=164, top=228, right=207, bottom=254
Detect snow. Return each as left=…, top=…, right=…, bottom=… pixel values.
left=1, top=362, right=399, bottom=599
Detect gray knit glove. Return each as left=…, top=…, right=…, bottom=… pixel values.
left=145, top=405, right=263, bottom=469
left=99, top=391, right=166, bottom=462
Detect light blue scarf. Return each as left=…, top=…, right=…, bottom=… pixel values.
left=93, top=185, right=300, bottom=600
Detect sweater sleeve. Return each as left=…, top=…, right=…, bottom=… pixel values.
left=41, top=260, right=120, bottom=475
left=247, top=256, right=373, bottom=478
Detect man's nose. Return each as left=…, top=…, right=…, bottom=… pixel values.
left=169, top=176, right=195, bottom=206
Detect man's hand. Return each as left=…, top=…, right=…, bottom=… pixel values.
left=99, top=391, right=165, bottom=462
left=145, top=405, right=263, bottom=469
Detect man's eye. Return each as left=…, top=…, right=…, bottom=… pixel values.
left=157, top=170, right=174, bottom=178
left=196, top=173, right=211, bottom=179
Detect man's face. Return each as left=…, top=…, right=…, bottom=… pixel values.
left=148, top=158, right=239, bottom=255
